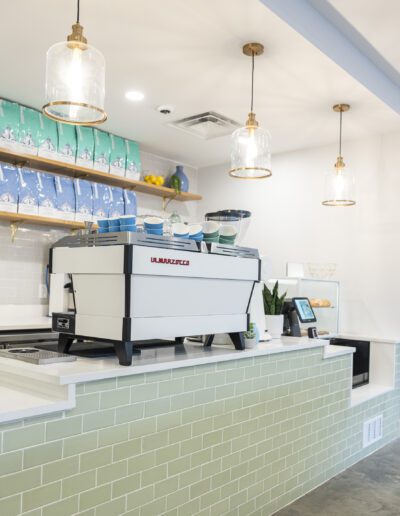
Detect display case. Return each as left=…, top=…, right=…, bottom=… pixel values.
left=265, top=277, right=339, bottom=335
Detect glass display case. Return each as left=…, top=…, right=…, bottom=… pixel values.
left=265, top=277, right=339, bottom=335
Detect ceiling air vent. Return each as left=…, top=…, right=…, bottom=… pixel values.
left=168, top=111, right=240, bottom=140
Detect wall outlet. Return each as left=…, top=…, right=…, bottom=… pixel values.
left=38, top=283, right=48, bottom=299
left=363, top=415, right=383, bottom=448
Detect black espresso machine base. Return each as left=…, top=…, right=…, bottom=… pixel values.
left=57, top=332, right=246, bottom=366
left=53, top=311, right=246, bottom=366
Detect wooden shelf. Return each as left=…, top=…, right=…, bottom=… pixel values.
left=0, top=211, right=94, bottom=230
left=0, top=148, right=202, bottom=202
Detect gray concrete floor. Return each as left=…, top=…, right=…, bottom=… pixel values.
left=275, top=439, right=400, bottom=516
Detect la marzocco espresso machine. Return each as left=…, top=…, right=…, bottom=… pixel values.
left=49, top=232, right=260, bottom=365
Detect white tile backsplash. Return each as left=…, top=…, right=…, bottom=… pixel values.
left=0, top=224, right=67, bottom=306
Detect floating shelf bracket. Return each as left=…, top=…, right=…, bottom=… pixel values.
left=10, top=220, right=22, bottom=242
left=162, top=194, right=177, bottom=211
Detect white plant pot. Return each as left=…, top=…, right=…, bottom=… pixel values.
left=265, top=314, right=284, bottom=339
left=244, top=338, right=257, bottom=348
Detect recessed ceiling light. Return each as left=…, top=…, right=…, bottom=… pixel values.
left=125, top=91, right=145, bottom=101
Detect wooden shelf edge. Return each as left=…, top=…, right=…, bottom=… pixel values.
left=0, top=147, right=202, bottom=202
left=0, top=211, right=94, bottom=230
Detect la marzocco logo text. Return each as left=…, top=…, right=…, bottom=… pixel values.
left=151, top=257, right=190, bottom=266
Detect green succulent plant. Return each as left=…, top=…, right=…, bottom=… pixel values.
left=169, top=174, right=182, bottom=195
left=244, top=322, right=256, bottom=339
left=263, top=281, right=287, bottom=315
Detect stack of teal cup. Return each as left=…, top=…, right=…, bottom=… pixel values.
left=97, top=220, right=109, bottom=233
left=97, top=215, right=137, bottom=233
left=119, top=215, right=137, bottom=232
left=144, top=217, right=164, bottom=235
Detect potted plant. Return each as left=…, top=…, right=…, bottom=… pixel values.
left=244, top=322, right=259, bottom=348
left=263, top=281, right=286, bottom=338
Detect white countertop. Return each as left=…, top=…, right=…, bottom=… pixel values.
left=326, top=333, right=400, bottom=345
left=0, top=337, right=330, bottom=386
left=323, top=344, right=355, bottom=358
left=0, top=337, right=352, bottom=424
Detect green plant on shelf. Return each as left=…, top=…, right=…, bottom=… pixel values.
left=244, top=322, right=256, bottom=340
left=169, top=175, right=182, bottom=195
left=263, top=281, right=287, bottom=315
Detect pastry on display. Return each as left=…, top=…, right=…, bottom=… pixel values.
left=310, top=298, right=331, bottom=308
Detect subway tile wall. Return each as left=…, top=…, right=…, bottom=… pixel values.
left=0, top=224, right=66, bottom=306
left=0, top=152, right=198, bottom=306
left=0, top=347, right=399, bottom=515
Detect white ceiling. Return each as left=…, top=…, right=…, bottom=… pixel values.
left=0, top=0, right=399, bottom=168
left=329, top=0, right=400, bottom=73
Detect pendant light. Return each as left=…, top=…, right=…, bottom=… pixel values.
left=229, top=42, right=271, bottom=179
left=42, top=0, right=106, bottom=125
left=322, top=104, right=355, bottom=206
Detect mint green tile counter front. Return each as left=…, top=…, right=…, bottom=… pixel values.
left=1, top=344, right=399, bottom=516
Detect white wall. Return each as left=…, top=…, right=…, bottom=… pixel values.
left=196, top=130, right=400, bottom=339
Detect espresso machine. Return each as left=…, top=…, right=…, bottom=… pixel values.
left=49, top=232, right=260, bottom=365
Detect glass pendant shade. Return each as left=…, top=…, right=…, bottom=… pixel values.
left=43, top=32, right=106, bottom=125
left=230, top=42, right=271, bottom=179
left=229, top=115, right=271, bottom=179
left=322, top=104, right=355, bottom=206
left=322, top=159, right=355, bottom=206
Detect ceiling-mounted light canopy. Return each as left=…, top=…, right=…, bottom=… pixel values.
left=43, top=0, right=106, bottom=125
left=229, top=42, right=271, bottom=179
left=322, top=104, right=355, bottom=206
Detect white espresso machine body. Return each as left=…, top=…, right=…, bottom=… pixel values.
left=50, top=233, right=260, bottom=365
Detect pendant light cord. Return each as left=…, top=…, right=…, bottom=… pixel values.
left=250, top=51, right=255, bottom=113
left=77, top=0, right=80, bottom=23
left=339, top=109, right=342, bottom=157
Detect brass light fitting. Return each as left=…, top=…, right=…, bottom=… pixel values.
left=245, top=112, right=259, bottom=128
left=67, top=22, right=88, bottom=48
left=242, top=42, right=264, bottom=57
left=333, top=104, right=350, bottom=170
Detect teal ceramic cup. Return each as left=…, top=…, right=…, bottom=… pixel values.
left=97, top=219, right=108, bottom=229
left=172, top=222, right=190, bottom=239
left=202, top=221, right=220, bottom=239
left=120, top=224, right=137, bottom=232
left=204, top=236, right=219, bottom=243
left=219, top=224, right=237, bottom=244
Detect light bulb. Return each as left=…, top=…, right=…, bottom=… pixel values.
left=67, top=46, right=84, bottom=120
left=333, top=169, right=345, bottom=199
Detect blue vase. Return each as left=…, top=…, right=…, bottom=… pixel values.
left=170, top=165, right=189, bottom=192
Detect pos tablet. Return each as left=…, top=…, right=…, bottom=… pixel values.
left=292, top=297, right=317, bottom=324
